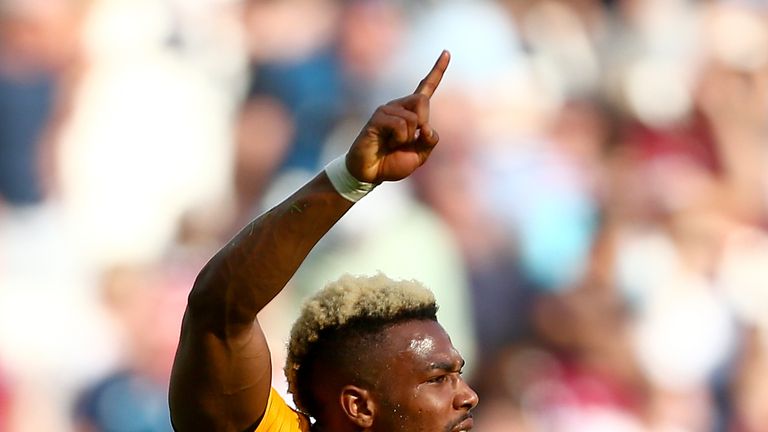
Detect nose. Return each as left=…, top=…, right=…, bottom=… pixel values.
left=454, top=377, right=479, bottom=411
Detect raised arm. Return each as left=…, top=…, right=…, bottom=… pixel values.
left=169, top=51, right=450, bottom=432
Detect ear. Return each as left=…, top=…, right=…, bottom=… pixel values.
left=340, top=385, right=375, bottom=428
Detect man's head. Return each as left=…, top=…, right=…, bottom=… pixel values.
left=285, top=273, right=478, bottom=431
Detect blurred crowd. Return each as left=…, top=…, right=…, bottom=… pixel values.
left=2, top=0, right=768, bottom=430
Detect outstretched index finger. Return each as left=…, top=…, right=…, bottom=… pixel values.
left=414, top=50, right=451, bottom=98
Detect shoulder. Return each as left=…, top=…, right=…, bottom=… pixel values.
left=253, top=388, right=311, bottom=432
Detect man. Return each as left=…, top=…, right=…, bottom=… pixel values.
left=169, top=50, right=479, bottom=432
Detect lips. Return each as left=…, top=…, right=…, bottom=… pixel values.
left=452, top=415, right=474, bottom=432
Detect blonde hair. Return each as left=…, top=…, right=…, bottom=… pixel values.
left=285, top=272, right=437, bottom=415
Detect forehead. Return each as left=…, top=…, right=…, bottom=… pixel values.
left=382, top=320, right=461, bottom=366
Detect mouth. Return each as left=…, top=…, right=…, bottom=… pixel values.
left=452, top=415, right=474, bottom=432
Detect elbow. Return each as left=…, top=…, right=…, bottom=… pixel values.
left=184, top=258, right=259, bottom=335
left=186, top=258, right=225, bottom=318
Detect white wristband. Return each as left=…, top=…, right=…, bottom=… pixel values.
left=324, top=155, right=377, bottom=202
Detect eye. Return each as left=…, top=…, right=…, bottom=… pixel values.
left=427, top=374, right=449, bottom=384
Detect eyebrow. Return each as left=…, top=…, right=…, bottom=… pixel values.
left=426, top=358, right=465, bottom=372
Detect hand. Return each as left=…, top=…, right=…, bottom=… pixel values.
left=346, top=50, right=450, bottom=183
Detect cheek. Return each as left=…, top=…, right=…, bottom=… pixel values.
left=381, top=386, right=455, bottom=432
left=410, top=385, right=455, bottom=417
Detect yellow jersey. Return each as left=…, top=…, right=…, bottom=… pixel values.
left=254, top=388, right=311, bottom=432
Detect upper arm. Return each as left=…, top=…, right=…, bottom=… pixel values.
left=168, top=173, right=354, bottom=431
left=169, top=304, right=273, bottom=432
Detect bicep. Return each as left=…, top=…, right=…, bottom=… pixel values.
left=170, top=310, right=273, bottom=432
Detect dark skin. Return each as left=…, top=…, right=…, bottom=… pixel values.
left=304, top=320, right=479, bottom=432
left=169, top=51, right=470, bottom=432
left=365, top=320, right=478, bottom=432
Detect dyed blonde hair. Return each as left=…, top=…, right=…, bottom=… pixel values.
left=285, top=272, right=437, bottom=415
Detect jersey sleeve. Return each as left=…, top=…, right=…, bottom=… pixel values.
left=253, top=388, right=311, bottom=432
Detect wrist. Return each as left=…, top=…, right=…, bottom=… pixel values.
left=324, top=155, right=377, bottom=202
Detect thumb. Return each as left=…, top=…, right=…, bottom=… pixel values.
left=417, top=124, right=439, bottom=149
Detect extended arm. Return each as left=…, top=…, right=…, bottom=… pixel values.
left=169, top=51, right=450, bottom=431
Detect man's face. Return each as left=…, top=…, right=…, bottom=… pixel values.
left=371, top=320, right=478, bottom=432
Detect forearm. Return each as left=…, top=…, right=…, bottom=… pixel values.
left=187, top=171, right=355, bottom=334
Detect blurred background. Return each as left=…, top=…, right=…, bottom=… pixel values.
left=2, top=0, right=768, bottom=430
